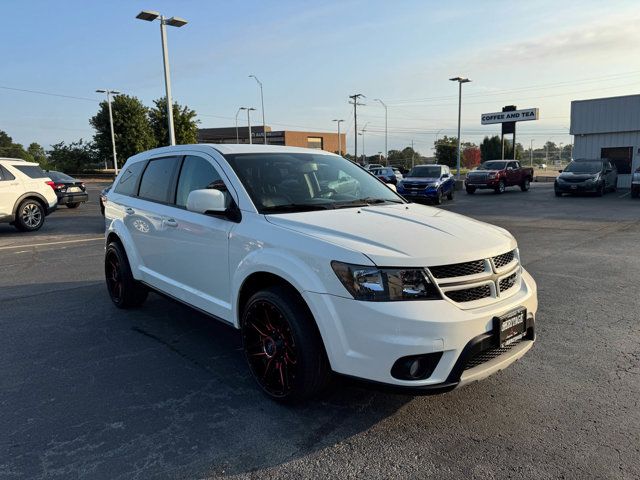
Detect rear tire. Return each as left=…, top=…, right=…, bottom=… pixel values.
left=520, top=178, right=531, bottom=192
left=66, top=203, right=80, bottom=209
left=14, top=199, right=45, bottom=232
left=632, top=189, right=639, bottom=198
left=241, top=285, right=330, bottom=403
left=466, top=186, right=476, bottom=195
left=105, top=241, right=148, bottom=309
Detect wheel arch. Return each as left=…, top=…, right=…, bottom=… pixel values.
left=12, top=193, right=48, bottom=216
left=105, top=219, right=144, bottom=280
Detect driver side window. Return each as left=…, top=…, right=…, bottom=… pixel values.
left=176, top=155, right=228, bottom=209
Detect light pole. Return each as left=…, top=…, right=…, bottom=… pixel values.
left=530, top=139, right=535, bottom=167
left=136, top=10, right=188, bottom=146
left=249, top=75, right=267, bottom=145
left=559, top=142, right=563, bottom=165
left=246, top=107, right=256, bottom=144
left=361, top=122, right=369, bottom=162
left=449, top=76, right=471, bottom=179
left=235, top=107, right=247, bottom=143
left=332, top=119, right=344, bottom=155
left=96, top=89, right=121, bottom=173
left=374, top=98, right=388, bottom=163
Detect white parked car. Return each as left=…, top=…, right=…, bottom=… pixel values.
left=0, top=158, right=58, bottom=231
left=104, top=145, right=538, bottom=402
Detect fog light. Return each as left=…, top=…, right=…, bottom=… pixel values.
left=391, top=352, right=443, bottom=380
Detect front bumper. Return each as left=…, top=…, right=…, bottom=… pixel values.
left=555, top=181, right=598, bottom=193
left=397, top=186, right=439, bottom=199
left=57, top=192, right=89, bottom=205
left=303, top=269, right=538, bottom=391
left=465, top=178, right=500, bottom=189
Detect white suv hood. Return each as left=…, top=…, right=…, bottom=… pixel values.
left=265, top=203, right=516, bottom=267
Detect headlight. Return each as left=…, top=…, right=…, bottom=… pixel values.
left=331, top=261, right=441, bottom=301
left=487, top=172, right=498, bottom=178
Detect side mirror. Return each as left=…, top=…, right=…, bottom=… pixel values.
left=558, top=170, right=563, bottom=173
left=187, top=189, right=226, bottom=215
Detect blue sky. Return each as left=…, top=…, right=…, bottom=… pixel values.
left=3, top=0, right=640, bottom=156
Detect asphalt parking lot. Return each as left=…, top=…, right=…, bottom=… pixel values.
left=1, top=182, right=639, bottom=479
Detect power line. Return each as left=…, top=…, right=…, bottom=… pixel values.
left=0, top=85, right=97, bottom=102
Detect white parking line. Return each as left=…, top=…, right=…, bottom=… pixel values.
left=0, top=236, right=104, bottom=251
left=618, top=191, right=630, bottom=198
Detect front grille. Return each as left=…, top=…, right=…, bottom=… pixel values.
left=464, top=339, right=523, bottom=370
left=445, top=284, right=491, bottom=303
left=402, top=182, right=427, bottom=189
left=429, top=260, right=485, bottom=279
left=499, top=272, right=518, bottom=293
left=493, top=250, right=515, bottom=269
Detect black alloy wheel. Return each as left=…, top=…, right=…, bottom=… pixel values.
left=241, top=286, right=330, bottom=402
left=105, top=241, right=148, bottom=308
left=433, top=189, right=443, bottom=205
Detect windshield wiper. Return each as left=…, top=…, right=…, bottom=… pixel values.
left=334, top=197, right=403, bottom=208
left=262, top=203, right=335, bottom=213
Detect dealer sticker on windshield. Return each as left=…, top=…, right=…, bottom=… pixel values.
left=495, top=307, right=527, bottom=347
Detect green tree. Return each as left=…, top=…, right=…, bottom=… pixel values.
left=388, top=146, right=421, bottom=170
left=480, top=135, right=502, bottom=161
left=48, top=139, right=97, bottom=173
left=27, top=142, right=48, bottom=167
left=434, top=136, right=458, bottom=167
left=149, top=97, right=199, bottom=146
left=0, top=130, right=13, bottom=149
left=90, top=94, right=155, bottom=169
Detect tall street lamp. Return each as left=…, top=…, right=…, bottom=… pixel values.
left=449, top=76, right=471, bottom=179
left=96, top=89, right=121, bottom=173
left=249, top=75, right=267, bottom=145
left=361, top=122, right=369, bottom=162
left=246, top=107, right=256, bottom=144
left=136, top=10, right=188, bottom=146
left=235, top=107, right=247, bottom=143
left=374, top=98, right=388, bottom=164
left=332, top=119, right=344, bottom=155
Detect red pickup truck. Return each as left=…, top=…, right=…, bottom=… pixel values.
left=465, top=160, right=534, bottom=194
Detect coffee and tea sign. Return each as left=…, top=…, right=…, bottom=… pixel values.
left=481, top=108, right=539, bottom=125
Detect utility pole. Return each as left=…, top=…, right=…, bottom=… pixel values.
left=559, top=142, right=563, bottom=165
left=333, top=119, right=344, bottom=155
left=349, top=94, right=365, bottom=162
left=361, top=122, right=369, bottom=162
left=411, top=139, right=415, bottom=168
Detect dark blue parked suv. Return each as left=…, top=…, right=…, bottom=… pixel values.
left=396, top=164, right=456, bottom=204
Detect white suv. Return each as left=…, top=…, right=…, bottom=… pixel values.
left=0, top=158, right=58, bottom=232
left=104, top=145, right=538, bottom=402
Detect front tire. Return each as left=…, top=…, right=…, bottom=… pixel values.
left=596, top=183, right=604, bottom=197
left=446, top=186, right=455, bottom=200
left=15, top=199, right=45, bottom=232
left=433, top=189, right=443, bottom=205
left=105, top=241, right=148, bottom=309
left=466, top=186, right=476, bottom=195
left=241, top=285, right=330, bottom=403
left=495, top=180, right=506, bottom=194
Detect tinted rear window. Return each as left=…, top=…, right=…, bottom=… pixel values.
left=114, top=161, right=146, bottom=196
left=138, top=157, right=179, bottom=203
left=13, top=165, right=47, bottom=178
left=47, top=171, right=75, bottom=182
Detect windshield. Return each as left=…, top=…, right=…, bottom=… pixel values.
left=564, top=161, right=602, bottom=174
left=478, top=161, right=507, bottom=170
left=407, top=166, right=441, bottom=178
left=224, top=152, right=404, bottom=213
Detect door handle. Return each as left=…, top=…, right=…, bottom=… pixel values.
left=125, top=207, right=135, bottom=215
left=164, top=218, right=178, bottom=228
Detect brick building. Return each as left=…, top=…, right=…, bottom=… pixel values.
left=197, top=126, right=346, bottom=155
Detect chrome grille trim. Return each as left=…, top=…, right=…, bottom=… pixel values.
left=427, top=249, right=521, bottom=307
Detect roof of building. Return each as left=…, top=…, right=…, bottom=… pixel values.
left=570, top=94, right=640, bottom=135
